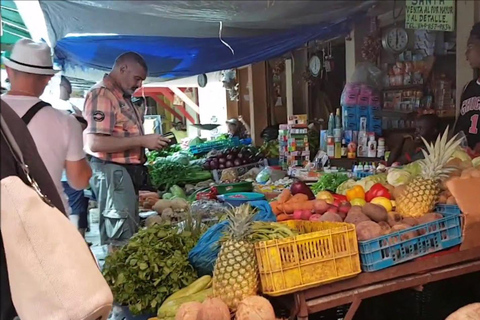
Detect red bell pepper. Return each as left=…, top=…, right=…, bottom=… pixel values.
left=365, top=183, right=391, bottom=202
left=332, top=193, right=348, bottom=202
left=332, top=193, right=348, bottom=207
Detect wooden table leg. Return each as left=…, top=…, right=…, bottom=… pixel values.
left=293, top=292, right=309, bottom=320
left=344, top=297, right=362, bottom=320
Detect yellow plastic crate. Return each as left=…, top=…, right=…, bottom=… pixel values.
left=255, top=221, right=361, bottom=296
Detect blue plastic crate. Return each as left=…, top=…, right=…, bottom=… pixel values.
left=358, top=212, right=463, bottom=272
left=435, top=204, right=461, bottom=215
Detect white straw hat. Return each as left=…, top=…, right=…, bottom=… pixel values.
left=2, top=39, right=60, bottom=75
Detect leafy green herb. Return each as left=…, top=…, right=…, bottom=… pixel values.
left=311, top=173, right=349, bottom=194
left=146, top=144, right=182, bottom=162
left=148, top=158, right=212, bottom=190
left=103, top=223, right=199, bottom=315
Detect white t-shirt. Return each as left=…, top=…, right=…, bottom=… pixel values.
left=2, top=95, right=86, bottom=213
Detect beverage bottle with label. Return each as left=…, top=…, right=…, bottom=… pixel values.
left=328, top=113, right=335, bottom=136
left=335, top=108, right=341, bottom=128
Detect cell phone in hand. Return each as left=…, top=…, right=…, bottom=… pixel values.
left=162, top=132, right=177, bottom=146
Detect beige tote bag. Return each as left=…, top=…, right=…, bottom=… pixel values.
left=0, top=114, right=113, bottom=320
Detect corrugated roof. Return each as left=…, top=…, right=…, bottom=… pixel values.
left=1, top=0, right=31, bottom=49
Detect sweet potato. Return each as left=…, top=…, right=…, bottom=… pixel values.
left=416, top=212, right=443, bottom=235
left=401, top=217, right=418, bottom=227
left=348, top=206, right=363, bottom=215
left=390, top=223, right=418, bottom=241
left=446, top=196, right=457, bottom=205
left=378, top=221, right=391, bottom=234
left=437, top=193, right=448, bottom=204
left=344, top=211, right=371, bottom=225
left=319, top=212, right=343, bottom=222
left=313, top=200, right=329, bottom=214
left=387, top=211, right=402, bottom=227
left=278, top=189, right=292, bottom=204
left=362, top=203, right=388, bottom=222
left=143, top=197, right=157, bottom=209
left=356, top=221, right=382, bottom=241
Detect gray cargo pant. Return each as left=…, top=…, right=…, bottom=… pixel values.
left=89, top=160, right=139, bottom=246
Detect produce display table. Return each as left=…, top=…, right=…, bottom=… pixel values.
left=281, top=247, right=480, bottom=320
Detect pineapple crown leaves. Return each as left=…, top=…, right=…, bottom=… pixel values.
left=223, top=203, right=258, bottom=242
left=419, top=126, right=463, bottom=180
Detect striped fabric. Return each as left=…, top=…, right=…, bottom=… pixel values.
left=83, top=75, right=144, bottom=164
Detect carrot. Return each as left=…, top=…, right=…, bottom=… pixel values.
left=270, top=201, right=281, bottom=215
left=278, top=189, right=292, bottom=204
left=299, top=200, right=315, bottom=211
left=276, top=213, right=292, bottom=221
left=281, top=203, right=296, bottom=214
left=286, top=193, right=309, bottom=204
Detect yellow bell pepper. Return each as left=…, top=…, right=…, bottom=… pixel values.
left=370, top=197, right=393, bottom=211
left=350, top=198, right=367, bottom=207
left=346, top=185, right=365, bottom=201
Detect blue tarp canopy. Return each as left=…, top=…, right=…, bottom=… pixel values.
left=37, top=0, right=377, bottom=81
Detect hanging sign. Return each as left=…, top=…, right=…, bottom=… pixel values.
left=405, top=0, right=455, bottom=32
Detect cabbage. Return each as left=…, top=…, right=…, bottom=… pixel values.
left=473, top=157, right=480, bottom=168
left=450, top=148, right=472, bottom=162
left=363, top=173, right=387, bottom=185
left=403, top=161, right=422, bottom=177
left=355, top=179, right=375, bottom=192
left=387, top=169, right=412, bottom=187
left=336, top=179, right=356, bottom=195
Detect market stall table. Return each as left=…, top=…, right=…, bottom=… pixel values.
left=279, top=246, right=480, bottom=320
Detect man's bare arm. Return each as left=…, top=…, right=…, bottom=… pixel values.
left=65, top=158, right=92, bottom=190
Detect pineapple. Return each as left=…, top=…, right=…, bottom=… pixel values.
left=212, top=204, right=258, bottom=310
left=396, top=128, right=462, bottom=218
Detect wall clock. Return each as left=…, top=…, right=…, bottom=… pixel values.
left=197, top=74, right=207, bottom=88
left=308, top=55, right=321, bottom=77
left=382, top=27, right=409, bottom=54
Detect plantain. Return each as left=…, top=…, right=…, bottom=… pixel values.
left=161, top=275, right=211, bottom=305
left=157, top=287, right=213, bottom=318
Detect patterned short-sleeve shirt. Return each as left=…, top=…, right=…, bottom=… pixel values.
left=83, top=74, right=145, bottom=164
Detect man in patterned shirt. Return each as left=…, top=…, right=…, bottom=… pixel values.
left=84, top=52, right=170, bottom=247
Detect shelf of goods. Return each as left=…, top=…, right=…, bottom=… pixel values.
left=279, top=124, right=310, bottom=172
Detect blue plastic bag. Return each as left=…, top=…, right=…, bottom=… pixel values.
left=188, top=200, right=276, bottom=276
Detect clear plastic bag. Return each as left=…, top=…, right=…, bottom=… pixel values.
left=349, top=62, right=384, bottom=88
left=256, top=167, right=273, bottom=184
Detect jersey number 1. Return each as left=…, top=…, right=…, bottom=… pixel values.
left=469, top=114, right=479, bottom=134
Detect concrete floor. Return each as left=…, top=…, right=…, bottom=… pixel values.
left=86, top=208, right=127, bottom=320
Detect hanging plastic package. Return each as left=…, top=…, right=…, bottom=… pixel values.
left=188, top=200, right=276, bottom=276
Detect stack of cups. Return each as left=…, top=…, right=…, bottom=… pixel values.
left=377, top=138, right=385, bottom=158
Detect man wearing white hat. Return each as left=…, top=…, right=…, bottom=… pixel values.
left=1, top=39, right=92, bottom=214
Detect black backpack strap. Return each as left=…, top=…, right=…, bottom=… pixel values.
left=21, top=101, right=51, bottom=125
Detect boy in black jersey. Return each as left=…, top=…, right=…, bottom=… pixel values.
left=456, top=22, right=480, bottom=154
